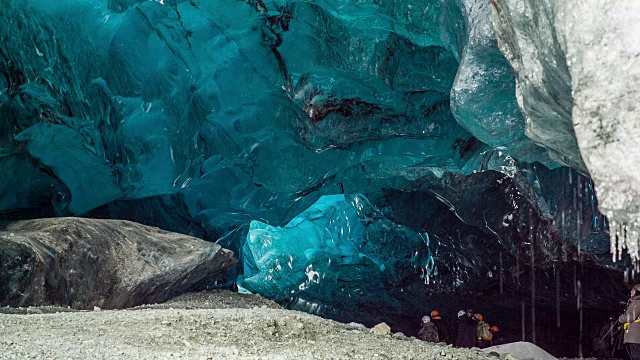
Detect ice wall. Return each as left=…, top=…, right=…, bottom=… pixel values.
left=492, top=0, right=640, bottom=261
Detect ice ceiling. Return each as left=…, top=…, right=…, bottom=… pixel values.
left=1, top=0, right=637, bottom=322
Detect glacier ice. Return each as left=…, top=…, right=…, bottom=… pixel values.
left=242, top=194, right=431, bottom=308
left=490, top=0, right=584, bottom=173
left=444, top=0, right=554, bottom=166
left=492, top=0, right=640, bottom=261
left=0, top=0, right=632, bottom=333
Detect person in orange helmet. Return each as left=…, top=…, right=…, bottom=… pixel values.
left=490, top=325, right=505, bottom=346
left=430, top=310, right=450, bottom=344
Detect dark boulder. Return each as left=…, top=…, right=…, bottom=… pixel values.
left=0, top=217, right=237, bottom=309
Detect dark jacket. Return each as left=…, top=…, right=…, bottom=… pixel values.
left=418, top=322, right=439, bottom=343
left=433, top=319, right=450, bottom=344
left=455, top=315, right=477, bottom=348
left=618, top=295, right=640, bottom=344
left=492, top=335, right=506, bottom=346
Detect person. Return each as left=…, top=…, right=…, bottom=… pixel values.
left=474, top=313, right=492, bottom=348
left=474, top=313, right=484, bottom=347
left=618, top=284, right=640, bottom=359
left=431, top=310, right=450, bottom=344
left=418, top=316, right=439, bottom=343
left=455, top=309, right=478, bottom=348
left=490, top=325, right=504, bottom=346
left=477, top=319, right=493, bottom=349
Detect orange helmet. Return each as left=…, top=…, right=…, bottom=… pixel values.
left=490, top=325, right=499, bottom=333
left=474, top=313, right=484, bottom=321
left=430, top=310, right=441, bottom=320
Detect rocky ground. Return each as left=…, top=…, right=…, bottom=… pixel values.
left=0, top=290, right=504, bottom=360
left=137, top=290, right=282, bottom=311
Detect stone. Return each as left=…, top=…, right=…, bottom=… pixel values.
left=371, top=322, right=391, bottom=336
left=0, top=217, right=237, bottom=309
left=392, top=332, right=406, bottom=340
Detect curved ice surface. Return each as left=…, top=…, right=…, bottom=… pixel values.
left=445, top=0, right=554, bottom=166
left=492, top=0, right=640, bottom=261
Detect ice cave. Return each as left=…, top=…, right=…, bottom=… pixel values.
left=1, top=0, right=640, bottom=358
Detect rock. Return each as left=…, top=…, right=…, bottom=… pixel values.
left=392, top=332, right=406, bottom=340
left=346, top=322, right=366, bottom=331
left=0, top=218, right=237, bottom=309
left=93, top=306, right=101, bottom=312
left=371, top=322, right=391, bottom=336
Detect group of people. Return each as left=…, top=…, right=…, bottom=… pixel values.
left=412, top=284, right=640, bottom=359
left=417, top=309, right=501, bottom=348
left=454, top=309, right=501, bottom=348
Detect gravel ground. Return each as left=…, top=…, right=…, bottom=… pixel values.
left=137, top=290, right=282, bottom=310
left=0, top=290, right=279, bottom=315
left=0, top=291, right=504, bottom=360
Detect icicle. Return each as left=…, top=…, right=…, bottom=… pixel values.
left=577, top=279, right=583, bottom=359
left=573, top=262, right=577, bottom=296
left=625, top=267, right=630, bottom=284
left=577, top=200, right=582, bottom=257
left=633, top=222, right=640, bottom=262
left=618, top=221, right=623, bottom=262
left=572, top=187, right=577, bottom=214
left=531, top=224, right=536, bottom=344
left=499, top=251, right=503, bottom=295
left=556, top=264, right=561, bottom=328
left=627, top=222, right=640, bottom=262
left=521, top=301, right=526, bottom=342
left=516, top=247, right=520, bottom=289
left=609, top=217, right=619, bottom=262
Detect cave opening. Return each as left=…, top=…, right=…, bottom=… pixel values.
left=0, top=0, right=637, bottom=359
